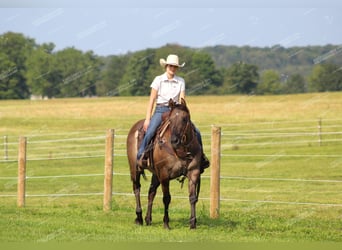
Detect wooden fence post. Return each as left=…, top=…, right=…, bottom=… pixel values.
left=210, top=125, right=221, bottom=219
left=17, top=136, right=27, bottom=208
left=103, top=129, right=114, bottom=212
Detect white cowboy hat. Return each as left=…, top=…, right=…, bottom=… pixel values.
left=160, top=54, right=185, bottom=68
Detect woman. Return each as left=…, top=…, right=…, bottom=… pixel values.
left=137, top=54, right=209, bottom=171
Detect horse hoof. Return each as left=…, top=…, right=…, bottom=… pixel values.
left=135, top=218, right=143, bottom=225
left=164, top=224, right=171, bottom=230
left=190, top=217, right=197, bottom=229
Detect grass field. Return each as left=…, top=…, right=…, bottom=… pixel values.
left=0, top=93, right=342, bottom=243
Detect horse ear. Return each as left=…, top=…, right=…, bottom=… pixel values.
left=168, top=98, right=175, bottom=109
left=181, top=98, right=186, bottom=106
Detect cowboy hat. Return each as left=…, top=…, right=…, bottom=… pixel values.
left=160, top=54, right=185, bottom=68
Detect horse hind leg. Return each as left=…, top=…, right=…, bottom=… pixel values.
left=145, top=174, right=160, bottom=226
left=132, top=129, right=145, bottom=225
left=133, top=173, right=143, bottom=225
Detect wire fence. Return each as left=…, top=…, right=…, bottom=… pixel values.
left=1, top=118, right=342, bottom=207
left=2, top=118, right=342, bottom=161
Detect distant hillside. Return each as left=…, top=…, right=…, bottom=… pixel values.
left=1, top=30, right=341, bottom=99
left=202, top=44, right=342, bottom=76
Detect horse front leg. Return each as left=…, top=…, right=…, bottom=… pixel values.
left=161, top=180, right=171, bottom=230
left=133, top=172, right=143, bottom=225
left=188, top=169, right=200, bottom=229
left=145, top=174, right=160, bottom=226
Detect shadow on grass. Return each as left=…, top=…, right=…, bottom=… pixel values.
left=145, top=211, right=240, bottom=231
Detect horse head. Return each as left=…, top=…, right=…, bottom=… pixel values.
left=168, top=98, right=191, bottom=147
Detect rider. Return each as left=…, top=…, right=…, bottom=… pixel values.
left=137, top=54, right=209, bottom=171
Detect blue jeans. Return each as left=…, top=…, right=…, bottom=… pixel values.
left=137, top=106, right=203, bottom=159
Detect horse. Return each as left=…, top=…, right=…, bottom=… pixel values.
left=126, top=98, right=202, bottom=229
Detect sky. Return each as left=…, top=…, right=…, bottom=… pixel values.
left=0, top=0, right=341, bottom=56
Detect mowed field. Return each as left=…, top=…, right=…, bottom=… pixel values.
left=0, top=93, right=342, bottom=243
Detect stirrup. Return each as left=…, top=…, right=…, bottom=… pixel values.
left=137, top=158, right=147, bottom=168
left=137, top=152, right=148, bottom=169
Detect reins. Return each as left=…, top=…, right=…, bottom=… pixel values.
left=180, top=120, right=195, bottom=148
left=159, top=107, right=195, bottom=159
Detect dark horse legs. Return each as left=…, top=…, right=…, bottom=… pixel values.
left=133, top=172, right=143, bottom=225
left=145, top=174, right=172, bottom=230
left=161, top=180, right=171, bottom=229
left=135, top=170, right=200, bottom=229
left=188, top=170, right=201, bottom=229
left=145, top=174, right=160, bottom=226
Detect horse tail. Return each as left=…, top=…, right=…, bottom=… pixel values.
left=127, top=120, right=145, bottom=182
left=134, top=126, right=147, bottom=181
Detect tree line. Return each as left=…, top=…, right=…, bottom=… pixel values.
left=1, top=31, right=341, bottom=99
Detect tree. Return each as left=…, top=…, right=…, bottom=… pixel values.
left=282, top=74, right=306, bottom=94
left=97, top=55, right=129, bottom=96
left=186, top=52, right=223, bottom=95
left=224, top=62, right=259, bottom=94
left=82, top=51, right=102, bottom=97
left=0, top=32, right=35, bottom=99
left=0, top=52, right=18, bottom=99
left=25, top=43, right=57, bottom=98
left=308, top=64, right=342, bottom=92
left=257, top=70, right=282, bottom=95
left=54, top=48, right=101, bottom=97
left=119, top=49, right=155, bottom=96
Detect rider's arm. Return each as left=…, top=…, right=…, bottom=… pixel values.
left=143, top=88, right=158, bottom=131
left=179, top=90, right=185, bottom=102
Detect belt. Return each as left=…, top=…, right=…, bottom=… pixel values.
left=156, top=103, right=169, bottom=107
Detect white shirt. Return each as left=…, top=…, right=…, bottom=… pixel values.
left=150, top=72, right=185, bottom=105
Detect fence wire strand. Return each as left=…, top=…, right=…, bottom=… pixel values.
left=1, top=118, right=342, bottom=207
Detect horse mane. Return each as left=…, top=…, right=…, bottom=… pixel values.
left=168, top=98, right=190, bottom=114
left=173, top=102, right=190, bottom=114
left=162, top=102, right=190, bottom=122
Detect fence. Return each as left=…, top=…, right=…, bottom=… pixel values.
left=1, top=127, right=222, bottom=216
left=1, top=118, right=342, bottom=217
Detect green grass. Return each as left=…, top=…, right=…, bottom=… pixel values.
left=1, top=93, right=342, bottom=242
left=1, top=203, right=341, bottom=242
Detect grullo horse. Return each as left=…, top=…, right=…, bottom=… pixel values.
left=126, top=98, right=202, bottom=229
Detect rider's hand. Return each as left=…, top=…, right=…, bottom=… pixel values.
left=143, top=119, right=150, bottom=132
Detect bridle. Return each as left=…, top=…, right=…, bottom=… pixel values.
left=169, top=108, right=195, bottom=154
left=180, top=118, right=194, bottom=147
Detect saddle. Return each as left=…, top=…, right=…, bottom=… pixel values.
left=136, top=111, right=171, bottom=168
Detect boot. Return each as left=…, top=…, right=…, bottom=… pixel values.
left=200, top=153, right=210, bottom=173
left=137, top=152, right=148, bottom=169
